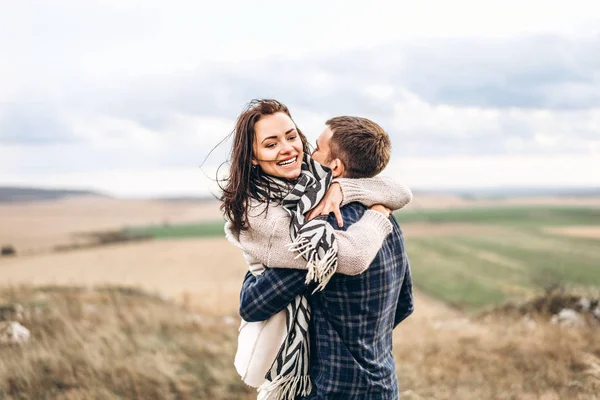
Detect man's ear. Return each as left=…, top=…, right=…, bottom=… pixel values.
left=330, top=158, right=345, bottom=178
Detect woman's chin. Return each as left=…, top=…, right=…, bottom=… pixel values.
left=290, top=166, right=303, bottom=178
left=264, top=164, right=302, bottom=180
left=279, top=168, right=301, bottom=180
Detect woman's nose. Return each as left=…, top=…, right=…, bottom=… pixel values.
left=280, top=141, right=294, bottom=153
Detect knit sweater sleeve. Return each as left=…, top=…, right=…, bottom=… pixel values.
left=224, top=220, right=266, bottom=276
left=239, top=202, right=392, bottom=276
left=336, top=176, right=413, bottom=210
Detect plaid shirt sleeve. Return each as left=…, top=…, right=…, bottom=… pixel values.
left=394, top=260, right=414, bottom=327
left=239, top=268, right=313, bottom=322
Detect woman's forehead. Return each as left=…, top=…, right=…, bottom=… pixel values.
left=255, top=113, right=296, bottom=138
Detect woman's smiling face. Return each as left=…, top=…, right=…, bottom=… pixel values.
left=252, top=112, right=303, bottom=180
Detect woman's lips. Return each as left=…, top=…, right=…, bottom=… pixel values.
left=277, top=156, right=298, bottom=168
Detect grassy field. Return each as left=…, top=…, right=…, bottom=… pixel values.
left=396, top=205, right=600, bottom=227
left=2, top=286, right=598, bottom=400
left=0, top=286, right=255, bottom=400
left=2, top=205, right=600, bottom=399
left=126, top=206, right=600, bottom=310
left=395, top=206, right=600, bottom=309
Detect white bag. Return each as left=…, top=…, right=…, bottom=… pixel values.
left=234, top=310, right=287, bottom=387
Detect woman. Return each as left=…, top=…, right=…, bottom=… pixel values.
left=221, top=99, right=411, bottom=399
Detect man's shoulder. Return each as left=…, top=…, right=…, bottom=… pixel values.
left=388, top=214, right=404, bottom=236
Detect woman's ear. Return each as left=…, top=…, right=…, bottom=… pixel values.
left=330, top=158, right=345, bottom=178
left=251, top=158, right=258, bottom=166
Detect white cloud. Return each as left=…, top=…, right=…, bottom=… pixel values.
left=0, top=167, right=219, bottom=198
left=392, top=155, right=600, bottom=190
left=1, top=1, right=600, bottom=195
left=363, top=85, right=395, bottom=101
left=67, top=114, right=163, bottom=151
left=3, top=0, right=599, bottom=83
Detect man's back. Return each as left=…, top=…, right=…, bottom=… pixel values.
left=305, top=202, right=413, bottom=399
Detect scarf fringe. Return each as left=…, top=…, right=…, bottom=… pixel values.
left=257, top=375, right=312, bottom=400
left=287, top=238, right=337, bottom=292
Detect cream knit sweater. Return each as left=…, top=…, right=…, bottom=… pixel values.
left=225, top=176, right=412, bottom=276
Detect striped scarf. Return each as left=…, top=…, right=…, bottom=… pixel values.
left=256, top=154, right=338, bottom=400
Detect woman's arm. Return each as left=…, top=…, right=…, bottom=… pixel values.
left=337, top=176, right=413, bottom=209
left=239, top=202, right=392, bottom=276
left=306, top=177, right=412, bottom=226
left=224, top=221, right=266, bottom=276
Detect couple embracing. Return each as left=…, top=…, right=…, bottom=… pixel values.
left=222, top=99, right=413, bottom=400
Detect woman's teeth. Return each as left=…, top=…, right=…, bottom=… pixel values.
left=278, top=157, right=297, bottom=166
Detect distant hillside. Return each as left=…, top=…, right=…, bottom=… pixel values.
left=0, top=186, right=109, bottom=203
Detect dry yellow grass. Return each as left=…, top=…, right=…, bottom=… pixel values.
left=1, top=237, right=599, bottom=398
left=400, top=222, right=504, bottom=238
left=0, top=286, right=255, bottom=400
left=394, top=302, right=600, bottom=399
left=1, top=285, right=598, bottom=399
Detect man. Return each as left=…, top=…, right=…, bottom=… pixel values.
left=239, top=116, right=413, bottom=399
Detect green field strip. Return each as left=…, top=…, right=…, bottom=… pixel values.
left=407, top=241, right=518, bottom=306
left=536, top=229, right=600, bottom=248
left=409, top=238, right=527, bottom=284
left=124, top=220, right=226, bottom=239
left=407, top=250, right=509, bottom=309
left=524, top=230, right=600, bottom=261
left=455, top=233, right=600, bottom=268
left=396, top=206, right=600, bottom=227
left=452, top=236, right=600, bottom=288
left=454, top=229, right=600, bottom=263
left=412, top=243, right=532, bottom=305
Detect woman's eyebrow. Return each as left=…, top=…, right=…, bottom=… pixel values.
left=260, top=128, right=296, bottom=144
left=261, top=135, right=278, bottom=144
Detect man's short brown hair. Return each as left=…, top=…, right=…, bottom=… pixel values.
left=326, top=116, right=391, bottom=178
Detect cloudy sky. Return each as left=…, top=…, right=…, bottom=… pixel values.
left=1, top=0, right=599, bottom=197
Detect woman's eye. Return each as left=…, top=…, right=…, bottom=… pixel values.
left=288, top=135, right=297, bottom=141
left=266, top=143, right=276, bottom=148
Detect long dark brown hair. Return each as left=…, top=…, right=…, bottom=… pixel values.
left=220, top=99, right=310, bottom=234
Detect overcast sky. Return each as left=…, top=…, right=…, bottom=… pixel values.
left=1, top=0, right=599, bottom=197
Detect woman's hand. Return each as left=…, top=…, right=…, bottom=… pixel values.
left=306, top=182, right=344, bottom=227
left=369, top=204, right=392, bottom=218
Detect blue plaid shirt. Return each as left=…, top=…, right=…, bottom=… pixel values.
left=239, top=202, right=413, bottom=399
